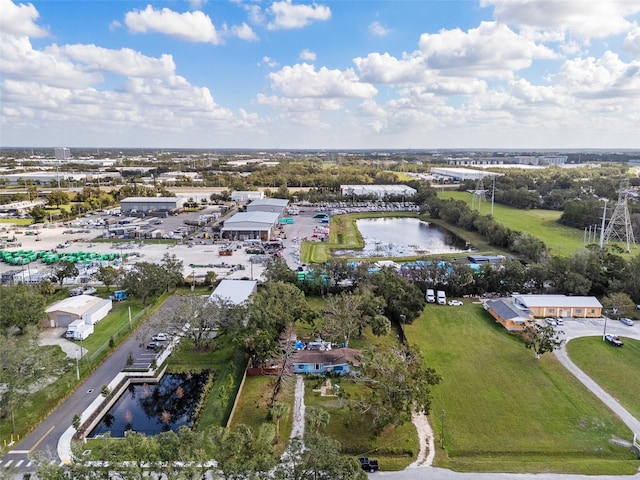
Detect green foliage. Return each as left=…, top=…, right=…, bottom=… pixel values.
left=353, top=343, right=441, bottom=432
left=0, top=284, right=46, bottom=333
left=520, top=323, right=564, bottom=359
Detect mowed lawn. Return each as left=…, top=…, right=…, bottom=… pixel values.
left=404, top=303, right=638, bottom=474
left=438, top=191, right=585, bottom=256
left=567, top=336, right=640, bottom=420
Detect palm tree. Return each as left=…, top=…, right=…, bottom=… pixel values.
left=270, top=401, right=289, bottom=444
left=306, top=406, right=330, bottom=434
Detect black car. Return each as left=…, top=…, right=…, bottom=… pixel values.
left=358, top=457, right=379, bottom=472
left=605, top=334, right=624, bottom=347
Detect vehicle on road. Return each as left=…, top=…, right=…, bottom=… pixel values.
left=604, top=334, right=624, bottom=346
left=448, top=300, right=463, bottom=306
left=619, top=317, right=634, bottom=326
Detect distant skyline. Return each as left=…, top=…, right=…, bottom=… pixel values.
left=1, top=0, right=640, bottom=150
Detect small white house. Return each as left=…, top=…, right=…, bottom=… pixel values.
left=45, top=295, right=112, bottom=328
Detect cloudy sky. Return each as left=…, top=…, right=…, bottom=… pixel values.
left=1, top=0, right=640, bottom=150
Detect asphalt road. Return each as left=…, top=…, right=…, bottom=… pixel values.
left=0, top=307, right=163, bottom=475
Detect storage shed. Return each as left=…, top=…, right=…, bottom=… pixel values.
left=44, top=295, right=113, bottom=328
left=220, top=211, right=280, bottom=240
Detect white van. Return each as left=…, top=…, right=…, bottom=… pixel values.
left=425, top=289, right=436, bottom=303
left=437, top=290, right=446, bottom=305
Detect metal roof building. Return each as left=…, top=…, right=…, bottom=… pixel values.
left=44, top=294, right=112, bottom=328
left=209, top=279, right=258, bottom=305
left=430, top=167, right=503, bottom=181
left=120, top=197, right=185, bottom=213
left=246, top=198, right=289, bottom=215
left=512, top=294, right=602, bottom=318
left=340, top=184, right=417, bottom=198
left=220, top=211, right=280, bottom=240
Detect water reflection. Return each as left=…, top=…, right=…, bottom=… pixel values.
left=89, top=372, right=209, bottom=438
left=335, top=217, right=470, bottom=258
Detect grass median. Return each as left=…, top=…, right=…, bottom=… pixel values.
left=566, top=335, right=640, bottom=420
left=404, top=302, right=639, bottom=474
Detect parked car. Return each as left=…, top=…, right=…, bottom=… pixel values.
left=83, top=287, right=97, bottom=295
left=147, top=341, right=166, bottom=350
left=358, top=457, right=379, bottom=472
left=619, top=317, right=634, bottom=326
left=604, top=334, right=624, bottom=347
left=153, top=333, right=168, bottom=341
left=448, top=300, right=463, bottom=306
left=545, top=317, right=557, bottom=326
left=555, top=317, right=564, bottom=326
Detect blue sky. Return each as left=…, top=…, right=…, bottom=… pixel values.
left=1, top=0, right=640, bottom=149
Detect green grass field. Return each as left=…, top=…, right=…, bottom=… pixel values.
left=566, top=336, right=640, bottom=420
left=439, top=191, right=587, bottom=256
left=404, top=303, right=639, bottom=474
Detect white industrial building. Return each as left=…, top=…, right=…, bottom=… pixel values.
left=231, top=191, right=265, bottom=202
left=120, top=197, right=185, bottom=214
left=54, top=147, right=71, bottom=160
left=430, top=167, right=503, bottom=181
left=44, top=295, right=112, bottom=328
left=209, top=279, right=258, bottom=305
left=246, top=198, right=289, bottom=215
left=340, top=184, right=417, bottom=198
left=220, top=211, right=280, bottom=240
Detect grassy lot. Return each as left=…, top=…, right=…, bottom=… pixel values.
left=404, top=303, right=639, bottom=474
left=229, top=376, right=294, bottom=454
left=566, top=336, right=640, bottom=420
left=0, top=218, right=32, bottom=225
left=304, top=376, right=419, bottom=471
left=438, top=191, right=589, bottom=257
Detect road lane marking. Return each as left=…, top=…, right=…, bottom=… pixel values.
left=29, top=425, right=55, bottom=453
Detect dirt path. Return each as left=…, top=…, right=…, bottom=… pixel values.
left=408, top=411, right=435, bottom=468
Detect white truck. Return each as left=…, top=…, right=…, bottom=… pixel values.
left=425, top=289, right=436, bottom=303
left=65, top=320, right=94, bottom=340
left=437, top=290, right=447, bottom=305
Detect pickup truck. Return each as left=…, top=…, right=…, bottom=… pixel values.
left=359, top=457, right=379, bottom=472
left=605, top=334, right=624, bottom=347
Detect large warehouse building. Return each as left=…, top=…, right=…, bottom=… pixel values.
left=246, top=198, right=289, bottom=215
left=220, top=211, right=281, bottom=240
left=340, top=184, right=417, bottom=198
left=44, top=295, right=112, bottom=328
left=120, top=197, right=185, bottom=214
left=430, top=167, right=502, bottom=181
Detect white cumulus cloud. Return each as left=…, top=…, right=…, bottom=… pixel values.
left=0, top=0, right=48, bottom=37
left=354, top=52, right=425, bottom=84
left=267, top=0, right=331, bottom=30
left=299, top=49, right=316, bottom=61
left=267, top=63, right=377, bottom=98
left=624, top=26, right=640, bottom=58
left=124, top=5, right=223, bottom=44
left=482, top=0, right=640, bottom=40
left=419, top=21, right=557, bottom=78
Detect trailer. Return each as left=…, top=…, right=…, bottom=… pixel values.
left=72, top=323, right=94, bottom=340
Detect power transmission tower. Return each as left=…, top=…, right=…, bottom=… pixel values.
left=602, top=179, right=636, bottom=252
left=471, top=175, right=487, bottom=211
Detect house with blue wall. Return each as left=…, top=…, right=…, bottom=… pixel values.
left=292, top=348, right=360, bottom=375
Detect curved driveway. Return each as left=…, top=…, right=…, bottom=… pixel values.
left=368, top=317, right=640, bottom=480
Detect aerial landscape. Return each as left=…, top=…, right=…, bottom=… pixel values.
left=1, top=0, right=640, bottom=479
